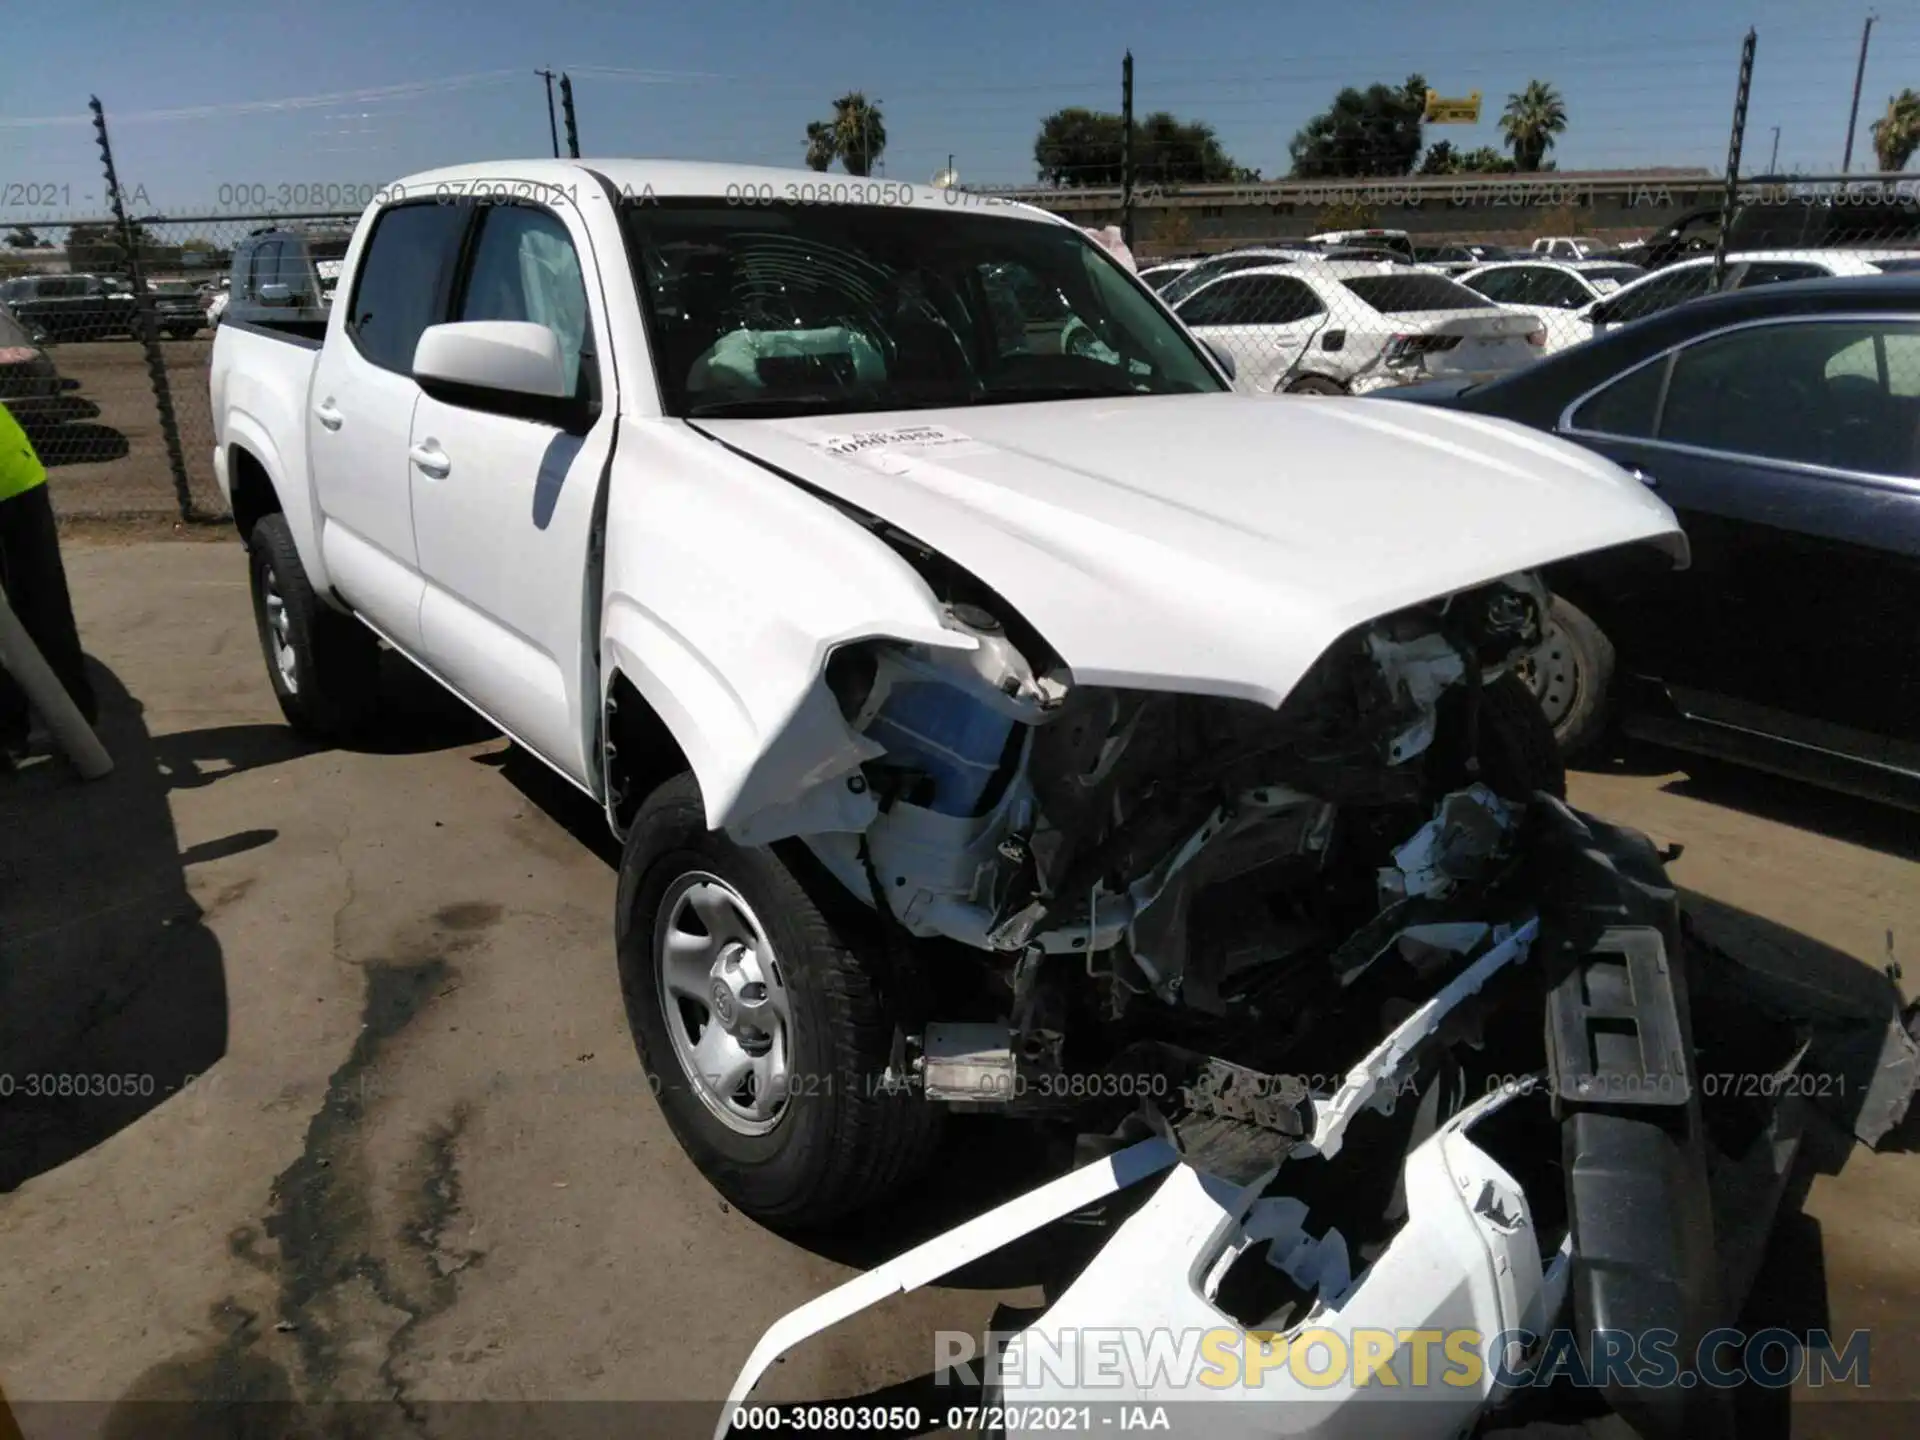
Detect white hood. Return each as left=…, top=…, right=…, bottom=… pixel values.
left=694, top=392, right=1683, bottom=709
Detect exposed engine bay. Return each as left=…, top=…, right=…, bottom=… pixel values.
left=786, top=563, right=1558, bottom=1131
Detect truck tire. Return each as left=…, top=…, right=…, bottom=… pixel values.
left=615, top=772, right=943, bottom=1228
left=1477, top=669, right=1568, bottom=801
left=1524, top=595, right=1616, bottom=760
left=246, top=512, right=382, bottom=740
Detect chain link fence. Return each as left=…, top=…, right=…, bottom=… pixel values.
left=2, top=211, right=359, bottom=522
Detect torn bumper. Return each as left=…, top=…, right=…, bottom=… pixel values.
left=989, top=1083, right=1570, bottom=1436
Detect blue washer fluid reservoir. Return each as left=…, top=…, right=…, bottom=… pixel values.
left=864, top=678, right=1019, bottom=817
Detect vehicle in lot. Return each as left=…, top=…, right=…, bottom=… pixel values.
left=1412, top=241, right=1521, bottom=275
left=1172, top=260, right=1546, bottom=394
left=1573, top=249, right=1920, bottom=345
left=1136, top=258, right=1199, bottom=291
left=222, top=225, right=353, bottom=332
left=1155, top=245, right=1326, bottom=306
left=147, top=279, right=208, bottom=339
left=1457, top=258, right=1648, bottom=352
left=1307, top=226, right=1415, bottom=261
left=1530, top=235, right=1609, bottom=260
left=210, top=158, right=1920, bottom=1439
left=1626, top=188, right=1920, bottom=269
left=0, top=306, right=73, bottom=427
left=1380, top=272, right=1920, bottom=809
left=0, top=273, right=138, bottom=343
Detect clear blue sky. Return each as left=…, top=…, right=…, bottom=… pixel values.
left=1, top=0, right=1915, bottom=222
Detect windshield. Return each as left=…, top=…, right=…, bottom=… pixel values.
left=620, top=199, right=1225, bottom=418
left=1341, top=273, right=1494, bottom=313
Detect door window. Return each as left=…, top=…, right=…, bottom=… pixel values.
left=1604, top=264, right=1715, bottom=324
left=1177, top=274, right=1322, bottom=327
left=1659, top=320, right=1920, bottom=477
left=1463, top=268, right=1529, bottom=304
left=1735, top=260, right=1828, bottom=290
left=245, top=241, right=282, bottom=303
left=1530, top=269, right=1592, bottom=309
left=346, top=202, right=472, bottom=374
left=1568, top=356, right=1668, bottom=439
left=456, top=204, right=594, bottom=395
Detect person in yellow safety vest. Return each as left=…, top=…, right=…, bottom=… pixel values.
left=0, top=400, right=96, bottom=763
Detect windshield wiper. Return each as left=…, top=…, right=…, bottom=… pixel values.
left=969, top=384, right=1146, bottom=406
left=684, top=393, right=901, bottom=419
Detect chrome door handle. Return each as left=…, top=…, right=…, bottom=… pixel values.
left=409, top=442, right=451, bottom=479
left=313, top=400, right=344, bottom=431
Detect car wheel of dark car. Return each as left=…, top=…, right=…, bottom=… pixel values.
left=1287, top=375, right=1346, bottom=396
left=1515, top=595, right=1615, bottom=760
left=246, top=512, right=383, bottom=740
left=615, top=771, right=944, bottom=1228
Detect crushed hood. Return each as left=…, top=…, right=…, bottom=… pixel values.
left=694, top=392, right=1683, bottom=709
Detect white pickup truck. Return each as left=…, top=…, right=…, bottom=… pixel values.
left=210, top=158, right=1695, bottom=1264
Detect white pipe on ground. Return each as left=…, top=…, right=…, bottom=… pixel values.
left=0, top=590, right=111, bottom=780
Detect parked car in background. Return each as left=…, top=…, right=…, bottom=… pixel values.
left=1457, top=259, right=1647, bottom=352
left=1135, top=258, right=1200, bottom=291
left=1155, top=246, right=1325, bottom=306
left=221, top=225, right=352, bottom=334
left=1575, top=249, right=1918, bottom=344
left=1530, top=236, right=1609, bottom=261
left=1307, top=227, right=1416, bottom=261
left=0, top=307, right=72, bottom=428
left=1379, top=272, right=1920, bottom=809
left=0, top=273, right=138, bottom=343
left=147, top=279, right=207, bottom=339
left=1626, top=189, right=1920, bottom=270
left=1171, top=260, right=1545, bottom=395
left=204, top=276, right=231, bottom=328
left=1414, top=242, right=1521, bottom=275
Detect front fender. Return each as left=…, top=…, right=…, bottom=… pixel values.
left=599, top=420, right=974, bottom=839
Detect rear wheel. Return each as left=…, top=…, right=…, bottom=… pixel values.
left=246, top=512, right=382, bottom=740
left=1287, top=375, right=1346, bottom=396
left=616, top=772, right=943, bottom=1227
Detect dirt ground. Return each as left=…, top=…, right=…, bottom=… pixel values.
left=29, top=336, right=223, bottom=522
left=2, top=536, right=1917, bottom=1440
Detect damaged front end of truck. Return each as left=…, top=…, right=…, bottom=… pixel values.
left=699, top=558, right=1918, bottom=1440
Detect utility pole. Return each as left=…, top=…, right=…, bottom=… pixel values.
left=1841, top=12, right=1876, bottom=174
left=559, top=73, right=580, bottom=158
left=1768, top=126, right=1781, bottom=174
left=535, top=70, right=560, bottom=158
left=1120, top=51, right=1135, bottom=249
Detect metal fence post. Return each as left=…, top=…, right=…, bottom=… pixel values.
left=1711, top=29, right=1757, bottom=294
left=89, top=96, right=200, bottom=524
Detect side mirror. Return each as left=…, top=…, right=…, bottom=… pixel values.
left=1203, top=339, right=1236, bottom=380
left=413, top=320, right=589, bottom=430
left=1583, top=300, right=1611, bottom=326
left=257, top=282, right=294, bottom=307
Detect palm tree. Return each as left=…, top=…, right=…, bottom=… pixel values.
left=830, top=92, right=886, bottom=176
left=804, top=121, right=836, bottom=172
left=1871, top=89, right=1920, bottom=173
left=1500, top=80, right=1568, bottom=172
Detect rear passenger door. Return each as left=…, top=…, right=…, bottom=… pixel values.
left=309, top=201, right=470, bottom=647
left=407, top=199, right=616, bottom=785
left=1563, top=316, right=1920, bottom=758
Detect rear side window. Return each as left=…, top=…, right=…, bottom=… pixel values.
left=1569, top=357, right=1668, bottom=438
left=347, top=203, right=472, bottom=373
left=456, top=204, right=594, bottom=396
left=1342, top=273, right=1490, bottom=313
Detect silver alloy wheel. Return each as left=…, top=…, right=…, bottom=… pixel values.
left=1518, top=617, right=1579, bottom=730
left=655, top=871, right=792, bottom=1136
left=261, top=564, right=298, bottom=696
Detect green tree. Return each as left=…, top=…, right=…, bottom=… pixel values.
left=1500, top=80, right=1568, bottom=172
left=804, top=120, right=836, bottom=172
left=1421, top=141, right=1518, bottom=175
left=830, top=92, right=886, bottom=176
left=1032, top=108, right=1244, bottom=186
left=4, top=225, right=41, bottom=249
left=1289, top=75, right=1428, bottom=179
left=1871, top=89, right=1920, bottom=172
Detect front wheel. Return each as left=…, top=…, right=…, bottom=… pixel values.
left=615, top=772, right=942, bottom=1228
left=1516, top=595, right=1615, bottom=759
left=1286, top=375, right=1346, bottom=396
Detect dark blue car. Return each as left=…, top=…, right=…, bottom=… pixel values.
left=1380, top=271, right=1920, bottom=809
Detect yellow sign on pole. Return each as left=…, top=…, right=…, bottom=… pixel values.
left=1424, top=90, right=1483, bottom=124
